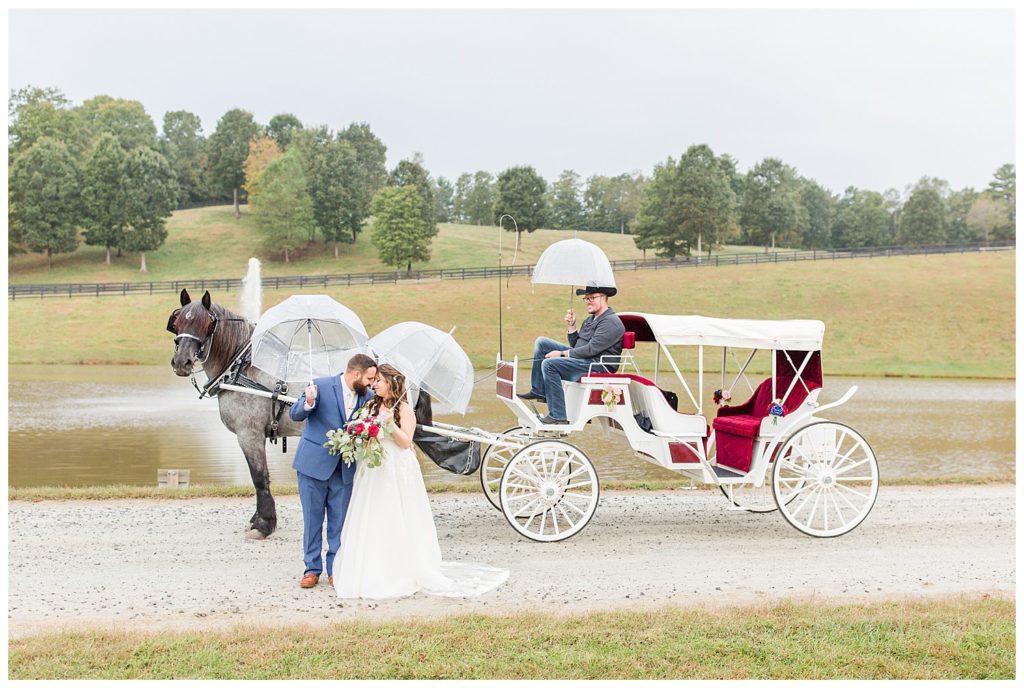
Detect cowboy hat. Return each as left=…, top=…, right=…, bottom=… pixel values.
left=575, top=281, right=617, bottom=298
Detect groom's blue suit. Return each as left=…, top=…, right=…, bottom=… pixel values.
left=289, top=374, right=372, bottom=578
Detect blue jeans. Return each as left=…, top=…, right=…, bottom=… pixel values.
left=528, top=336, right=604, bottom=420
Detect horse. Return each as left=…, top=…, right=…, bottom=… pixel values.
left=167, top=287, right=302, bottom=538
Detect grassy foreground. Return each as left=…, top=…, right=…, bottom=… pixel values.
left=5, top=475, right=1012, bottom=502
left=8, top=251, right=1015, bottom=378
left=8, top=596, right=1013, bottom=679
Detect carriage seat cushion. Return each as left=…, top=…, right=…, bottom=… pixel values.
left=586, top=372, right=657, bottom=387
left=711, top=414, right=761, bottom=439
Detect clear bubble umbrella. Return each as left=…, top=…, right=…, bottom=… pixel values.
left=250, top=295, right=369, bottom=388
left=532, top=238, right=616, bottom=307
left=368, top=321, right=474, bottom=415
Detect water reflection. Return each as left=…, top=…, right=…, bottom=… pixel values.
left=7, top=365, right=1015, bottom=488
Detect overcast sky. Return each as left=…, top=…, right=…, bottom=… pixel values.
left=8, top=8, right=1016, bottom=194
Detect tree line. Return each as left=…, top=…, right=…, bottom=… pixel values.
left=8, top=85, right=1016, bottom=272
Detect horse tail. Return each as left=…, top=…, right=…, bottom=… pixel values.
left=239, top=257, right=263, bottom=323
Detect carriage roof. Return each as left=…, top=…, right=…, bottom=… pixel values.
left=619, top=312, right=825, bottom=351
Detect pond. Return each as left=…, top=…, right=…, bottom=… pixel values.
left=7, top=365, right=1015, bottom=488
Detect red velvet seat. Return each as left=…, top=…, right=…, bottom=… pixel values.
left=712, top=351, right=823, bottom=472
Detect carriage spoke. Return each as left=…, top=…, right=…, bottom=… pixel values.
left=778, top=457, right=810, bottom=476
left=832, top=485, right=861, bottom=513
left=834, top=457, right=873, bottom=476
left=805, top=487, right=824, bottom=527
left=561, top=499, right=588, bottom=517
left=829, top=441, right=860, bottom=472
left=827, top=489, right=850, bottom=527
left=562, top=465, right=591, bottom=481
left=833, top=481, right=872, bottom=500
left=563, top=480, right=594, bottom=491
left=512, top=496, right=544, bottom=519
left=788, top=484, right=822, bottom=518
left=778, top=479, right=816, bottom=501
left=556, top=503, right=576, bottom=528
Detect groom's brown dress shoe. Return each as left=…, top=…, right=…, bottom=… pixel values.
left=300, top=573, right=319, bottom=588
left=328, top=575, right=334, bottom=587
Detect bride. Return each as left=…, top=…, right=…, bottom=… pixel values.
left=333, top=363, right=509, bottom=599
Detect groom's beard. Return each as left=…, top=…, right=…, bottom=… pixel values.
left=352, top=381, right=368, bottom=396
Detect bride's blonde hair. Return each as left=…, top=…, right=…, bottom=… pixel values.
left=364, top=363, right=408, bottom=428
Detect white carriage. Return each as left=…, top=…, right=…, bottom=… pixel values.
left=424, top=313, right=880, bottom=542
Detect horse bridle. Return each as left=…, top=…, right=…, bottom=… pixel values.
left=169, top=309, right=246, bottom=368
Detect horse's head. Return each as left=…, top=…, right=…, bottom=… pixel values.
left=167, top=288, right=217, bottom=377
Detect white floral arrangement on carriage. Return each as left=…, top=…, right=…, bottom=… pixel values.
left=600, top=385, right=619, bottom=411
left=324, top=407, right=396, bottom=469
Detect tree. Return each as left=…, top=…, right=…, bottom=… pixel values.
left=267, top=113, right=303, bottom=150
left=388, top=155, right=437, bottom=243
left=9, top=138, right=81, bottom=268
left=308, top=135, right=359, bottom=255
left=242, top=136, right=283, bottom=198
left=897, top=186, right=947, bottom=245
left=370, top=186, right=433, bottom=272
left=585, top=173, right=649, bottom=234
left=81, top=133, right=128, bottom=264
left=946, top=187, right=978, bottom=245
left=494, top=166, right=547, bottom=251
left=831, top=187, right=891, bottom=248
left=799, top=179, right=835, bottom=249
left=8, top=85, right=81, bottom=159
left=120, top=147, right=178, bottom=272
left=967, top=194, right=1013, bottom=242
left=77, top=95, right=158, bottom=151
left=250, top=150, right=315, bottom=262
left=433, top=176, right=455, bottom=223
left=160, top=110, right=206, bottom=206
left=987, top=163, right=1015, bottom=229
left=631, top=145, right=736, bottom=258
left=740, top=158, right=803, bottom=251
left=549, top=170, right=585, bottom=231
left=465, top=171, right=496, bottom=225
left=207, top=109, right=262, bottom=217
left=338, top=122, right=387, bottom=242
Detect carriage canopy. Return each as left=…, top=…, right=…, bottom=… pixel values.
left=619, top=313, right=825, bottom=351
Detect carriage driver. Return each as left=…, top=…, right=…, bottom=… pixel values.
left=518, top=282, right=625, bottom=425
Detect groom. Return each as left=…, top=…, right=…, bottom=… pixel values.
left=289, top=353, right=378, bottom=588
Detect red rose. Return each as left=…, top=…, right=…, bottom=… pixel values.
left=354, top=422, right=366, bottom=435
left=368, top=424, right=380, bottom=438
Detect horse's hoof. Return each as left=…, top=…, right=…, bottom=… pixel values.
left=245, top=528, right=269, bottom=540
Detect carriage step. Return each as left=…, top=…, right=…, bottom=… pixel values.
left=712, top=465, right=746, bottom=479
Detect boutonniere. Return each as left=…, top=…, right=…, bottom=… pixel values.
left=769, top=399, right=785, bottom=425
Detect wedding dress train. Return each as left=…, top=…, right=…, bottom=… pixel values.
left=334, top=436, right=509, bottom=599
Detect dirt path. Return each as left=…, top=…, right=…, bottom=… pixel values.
left=8, top=485, right=1015, bottom=639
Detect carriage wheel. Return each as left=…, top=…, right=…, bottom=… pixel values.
left=480, top=426, right=533, bottom=510
left=498, top=440, right=599, bottom=543
left=772, top=421, right=879, bottom=538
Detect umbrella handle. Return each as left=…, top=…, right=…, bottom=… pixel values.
left=307, top=319, right=314, bottom=387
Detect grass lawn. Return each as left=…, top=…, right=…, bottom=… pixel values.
left=9, top=204, right=776, bottom=284
left=8, top=251, right=1015, bottom=378
left=8, top=596, right=1014, bottom=679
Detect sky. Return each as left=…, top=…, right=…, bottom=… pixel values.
left=7, top=8, right=1016, bottom=194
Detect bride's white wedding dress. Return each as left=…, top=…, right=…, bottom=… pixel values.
left=334, top=435, right=509, bottom=599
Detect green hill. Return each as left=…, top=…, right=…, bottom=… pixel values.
left=8, top=251, right=1015, bottom=378
left=9, top=205, right=767, bottom=285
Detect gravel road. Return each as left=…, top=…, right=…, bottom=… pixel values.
left=8, top=485, right=1015, bottom=639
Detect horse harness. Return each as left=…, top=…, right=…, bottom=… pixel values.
left=174, top=313, right=292, bottom=452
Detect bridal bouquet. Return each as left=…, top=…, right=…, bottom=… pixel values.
left=323, top=407, right=396, bottom=468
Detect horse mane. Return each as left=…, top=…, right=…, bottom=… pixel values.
left=204, top=302, right=254, bottom=379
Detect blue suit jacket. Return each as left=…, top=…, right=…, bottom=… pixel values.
left=289, top=375, right=373, bottom=484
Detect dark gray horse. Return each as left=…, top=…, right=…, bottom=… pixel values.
left=167, top=288, right=301, bottom=538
